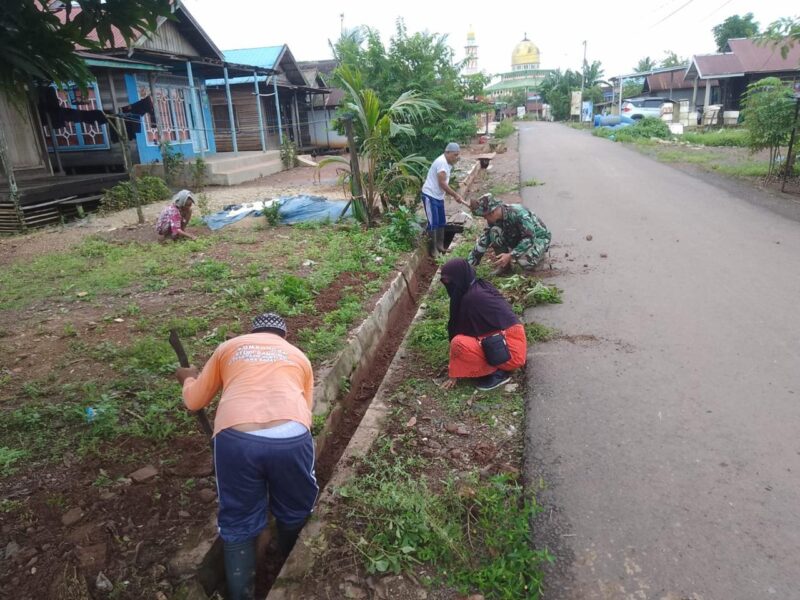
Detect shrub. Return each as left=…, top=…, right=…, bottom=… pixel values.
left=100, top=176, right=170, bottom=214
left=494, top=119, right=516, bottom=139
left=263, top=201, right=281, bottom=226
left=280, top=137, right=298, bottom=169
left=160, top=142, right=185, bottom=185
left=741, top=77, right=796, bottom=179
left=382, top=206, right=421, bottom=251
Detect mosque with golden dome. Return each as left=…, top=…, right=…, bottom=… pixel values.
left=485, top=34, right=554, bottom=101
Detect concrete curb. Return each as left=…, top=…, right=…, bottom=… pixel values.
left=265, top=241, right=457, bottom=600
left=312, top=245, right=425, bottom=419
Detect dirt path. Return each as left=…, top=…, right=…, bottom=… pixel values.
left=0, top=161, right=344, bottom=267
left=521, top=122, right=800, bottom=599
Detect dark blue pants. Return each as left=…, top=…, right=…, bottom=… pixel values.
left=421, top=192, right=446, bottom=230
left=214, top=428, right=318, bottom=544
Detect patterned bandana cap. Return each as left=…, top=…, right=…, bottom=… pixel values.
left=252, top=312, right=287, bottom=335
left=471, top=193, right=502, bottom=217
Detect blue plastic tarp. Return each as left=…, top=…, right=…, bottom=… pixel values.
left=593, top=114, right=635, bottom=128
left=279, top=195, right=353, bottom=224
left=202, top=195, right=353, bottom=231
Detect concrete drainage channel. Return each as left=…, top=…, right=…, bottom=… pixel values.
left=169, top=227, right=463, bottom=599
left=268, top=234, right=465, bottom=600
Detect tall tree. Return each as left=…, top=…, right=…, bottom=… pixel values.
left=333, top=19, right=480, bottom=160
left=713, top=13, right=760, bottom=51
left=538, top=69, right=582, bottom=121
left=757, top=16, right=800, bottom=60
left=319, top=65, right=441, bottom=221
left=634, top=57, right=657, bottom=73
left=660, top=51, right=688, bottom=68
left=0, top=0, right=172, bottom=100
left=622, top=80, right=644, bottom=99
left=582, top=60, right=605, bottom=87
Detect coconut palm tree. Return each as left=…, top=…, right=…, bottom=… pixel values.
left=318, top=65, right=442, bottom=225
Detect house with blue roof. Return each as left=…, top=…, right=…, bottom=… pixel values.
left=205, top=45, right=330, bottom=153
left=2, top=2, right=274, bottom=230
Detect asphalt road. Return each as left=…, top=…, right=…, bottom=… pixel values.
left=519, top=122, right=800, bottom=600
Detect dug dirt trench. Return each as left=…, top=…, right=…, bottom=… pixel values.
left=186, top=229, right=460, bottom=599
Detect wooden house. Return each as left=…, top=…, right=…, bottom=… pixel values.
left=297, top=59, right=347, bottom=150
left=205, top=46, right=330, bottom=153
left=1, top=3, right=277, bottom=231
left=685, top=38, right=800, bottom=113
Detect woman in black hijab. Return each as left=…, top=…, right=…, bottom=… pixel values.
left=439, top=258, right=527, bottom=391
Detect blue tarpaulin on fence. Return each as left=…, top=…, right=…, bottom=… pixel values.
left=202, top=195, right=353, bottom=231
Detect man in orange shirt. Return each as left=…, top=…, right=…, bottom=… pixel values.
left=176, top=313, right=317, bottom=600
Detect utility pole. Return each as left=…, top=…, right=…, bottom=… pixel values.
left=579, top=40, right=587, bottom=122
left=340, top=13, right=344, bottom=35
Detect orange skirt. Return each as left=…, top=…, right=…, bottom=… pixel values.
left=448, top=323, right=527, bottom=379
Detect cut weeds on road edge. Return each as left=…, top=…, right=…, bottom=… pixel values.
left=270, top=239, right=556, bottom=600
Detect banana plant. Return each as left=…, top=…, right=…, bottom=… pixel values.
left=318, top=65, right=442, bottom=225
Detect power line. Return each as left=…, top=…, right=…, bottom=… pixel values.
left=650, top=0, right=695, bottom=28
left=702, top=0, right=736, bottom=21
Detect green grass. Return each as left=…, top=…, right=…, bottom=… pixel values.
left=337, top=442, right=550, bottom=598
left=408, top=283, right=450, bottom=367
left=521, top=178, right=544, bottom=187
left=489, top=182, right=519, bottom=195
left=655, top=149, right=716, bottom=164
left=525, top=322, right=556, bottom=343
left=680, top=128, right=748, bottom=147
left=0, top=223, right=414, bottom=477
left=0, top=446, right=29, bottom=476
left=711, top=162, right=772, bottom=177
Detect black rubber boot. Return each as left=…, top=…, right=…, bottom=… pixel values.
left=276, top=521, right=305, bottom=556
left=223, top=538, right=256, bottom=600
left=435, top=228, right=449, bottom=254
left=428, top=230, right=439, bottom=258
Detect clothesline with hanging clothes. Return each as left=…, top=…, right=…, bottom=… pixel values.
left=36, top=86, right=156, bottom=142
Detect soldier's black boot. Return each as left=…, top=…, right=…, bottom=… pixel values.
left=223, top=538, right=256, bottom=600
left=276, top=520, right=305, bottom=556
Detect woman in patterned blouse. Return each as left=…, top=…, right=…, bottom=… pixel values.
left=156, top=189, right=197, bottom=241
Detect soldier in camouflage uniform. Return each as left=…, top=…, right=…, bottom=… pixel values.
left=468, top=194, right=551, bottom=275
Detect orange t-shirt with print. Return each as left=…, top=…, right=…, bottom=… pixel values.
left=181, top=333, right=313, bottom=437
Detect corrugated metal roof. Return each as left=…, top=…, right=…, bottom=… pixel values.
left=485, top=77, right=546, bottom=92
left=78, top=53, right=167, bottom=72
left=205, top=75, right=270, bottom=86
left=727, top=38, right=800, bottom=74
left=646, top=69, right=712, bottom=91
left=55, top=4, right=223, bottom=61
left=325, top=88, right=345, bottom=107
left=224, top=47, right=285, bottom=70
left=694, top=53, right=744, bottom=78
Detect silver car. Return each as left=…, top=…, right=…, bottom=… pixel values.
left=621, top=97, right=669, bottom=120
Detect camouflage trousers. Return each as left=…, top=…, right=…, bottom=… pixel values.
left=486, top=225, right=551, bottom=269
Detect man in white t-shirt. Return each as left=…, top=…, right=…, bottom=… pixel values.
left=421, top=142, right=469, bottom=256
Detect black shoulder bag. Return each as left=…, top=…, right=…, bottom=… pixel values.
left=480, top=332, right=511, bottom=366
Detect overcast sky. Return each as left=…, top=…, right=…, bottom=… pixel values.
left=183, top=0, right=797, bottom=78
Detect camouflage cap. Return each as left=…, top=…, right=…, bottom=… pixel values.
left=471, top=193, right=502, bottom=217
